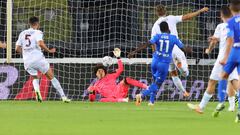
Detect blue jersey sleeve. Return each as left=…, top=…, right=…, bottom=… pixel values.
left=174, top=37, right=184, bottom=48
left=149, top=35, right=159, bottom=44
left=227, top=20, right=234, bottom=38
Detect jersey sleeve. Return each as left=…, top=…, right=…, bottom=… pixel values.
left=227, top=20, right=234, bottom=38
left=174, top=36, right=184, bottom=48
left=111, top=59, right=124, bottom=78
left=149, top=35, right=158, bottom=44
left=151, top=23, right=160, bottom=37
left=213, top=24, right=221, bottom=39
left=35, top=31, right=44, bottom=42
left=16, top=33, right=22, bottom=46
left=169, top=15, right=183, bottom=23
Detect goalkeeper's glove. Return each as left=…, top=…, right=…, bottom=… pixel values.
left=113, top=48, right=121, bottom=58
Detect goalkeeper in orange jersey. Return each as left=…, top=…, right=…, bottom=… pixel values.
left=87, top=48, right=148, bottom=102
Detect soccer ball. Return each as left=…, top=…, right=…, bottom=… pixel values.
left=102, top=56, right=113, bottom=67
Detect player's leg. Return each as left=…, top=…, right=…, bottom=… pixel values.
left=235, top=64, right=240, bottom=123
left=146, top=62, right=169, bottom=105
left=169, top=61, right=189, bottom=97
left=136, top=59, right=158, bottom=104
left=44, top=68, right=71, bottom=102
left=26, top=67, right=42, bottom=102
left=124, top=77, right=148, bottom=89
left=227, top=80, right=238, bottom=112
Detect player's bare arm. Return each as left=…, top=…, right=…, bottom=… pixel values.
left=38, top=40, right=56, bottom=53
left=15, top=45, right=22, bottom=53
left=0, top=41, right=6, bottom=48
left=128, top=43, right=153, bottom=58
left=205, top=36, right=219, bottom=54
left=182, top=7, right=209, bottom=21
left=220, top=37, right=233, bottom=65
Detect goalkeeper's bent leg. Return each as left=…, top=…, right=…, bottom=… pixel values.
left=125, top=77, right=148, bottom=89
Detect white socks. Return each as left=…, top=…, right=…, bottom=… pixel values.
left=228, top=96, right=235, bottom=109
left=51, top=77, right=66, bottom=98
left=199, top=91, right=213, bottom=110
left=172, top=76, right=186, bottom=92
left=32, top=79, right=40, bottom=93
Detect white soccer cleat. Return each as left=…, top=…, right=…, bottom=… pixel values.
left=148, top=102, right=154, bottom=106
left=122, top=98, right=129, bottom=102
left=228, top=106, right=235, bottom=112
left=187, top=103, right=203, bottom=114
left=135, top=94, right=142, bottom=106
left=62, top=96, right=71, bottom=103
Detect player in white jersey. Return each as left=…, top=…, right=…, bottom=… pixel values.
left=151, top=5, right=209, bottom=96
left=15, top=16, right=70, bottom=103
left=187, top=6, right=238, bottom=115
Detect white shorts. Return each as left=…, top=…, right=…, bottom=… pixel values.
left=210, top=60, right=238, bottom=81
left=169, top=46, right=189, bottom=77
left=24, top=59, right=50, bottom=76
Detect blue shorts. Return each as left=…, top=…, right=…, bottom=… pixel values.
left=223, top=61, right=240, bottom=75
left=151, top=60, right=169, bottom=84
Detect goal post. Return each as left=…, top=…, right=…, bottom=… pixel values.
left=6, top=0, right=12, bottom=63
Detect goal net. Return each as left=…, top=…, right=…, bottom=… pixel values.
left=0, top=0, right=228, bottom=101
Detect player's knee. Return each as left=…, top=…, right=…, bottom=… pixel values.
left=170, top=70, right=178, bottom=77
left=89, top=93, right=96, bottom=102
left=221, top=72, right=229, bottom=80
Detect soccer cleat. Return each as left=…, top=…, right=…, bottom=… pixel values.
left=122, top=98, right=129, bottom=102
left=148, top=102, right=154, bottom=106
left=183, top=91, right=190, bottom=97
left=35, top=91, right=42, bottom=103
left=187, top=103, right=203, bottom=114
left=212, top=103, right=225, bottom=118
left=135, top=94, right=142, bottom=106
left=228, top=106, right=235, bottom=112
left=62, top=97, right=71, bottom=103
left=235, top=112, right=240, bottom=123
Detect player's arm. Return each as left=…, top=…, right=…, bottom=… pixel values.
left=38, top=40, right=56, bottom=53
left=112, top=48, right=124, bottom=77
left=220, top=22, right=234, bottom=65
left=0, top=41, right=6, bottom=49
left=128, top=42, right=154, bottom=58
left=205, top=25, right=220, bottom=54
left=205, top=36, right=219, bottom=54
left=182, top=7, right=209, bottom=21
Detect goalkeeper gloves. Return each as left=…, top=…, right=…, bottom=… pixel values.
left=113, top=48, right=121, bottom=58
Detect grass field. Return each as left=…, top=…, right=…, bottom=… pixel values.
left=0, top=101, right=239, bottom=135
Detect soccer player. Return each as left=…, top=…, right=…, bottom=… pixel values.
left=128, top=21, right=184, bottom=106
left=187, top=6, right=238, bottom=116
left=151, top=4, right=209, bottom=97
left=15, top=16, right=70, bottom=103
left=0, top=41, right=6, bottom=48
left=218, top=0, right=240, bottom=123
left=87, top=48, right=148, bottom=102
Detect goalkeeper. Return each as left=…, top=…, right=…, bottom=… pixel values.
left=87, top=48, right=148, bottom=102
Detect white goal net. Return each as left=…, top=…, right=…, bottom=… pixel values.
left=0, top=0, right=229, bottom=101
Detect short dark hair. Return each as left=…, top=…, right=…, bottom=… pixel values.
left=230, top=0, right=240, bottom=12
left=156, top=4, right=166, bottom=16
left=94, top=64, right=107, bottom=75
left=159, top=21, right=170, bottom=33
left=29, top=16, right=39, bottom=25
left=220, top=6, right=232, bottom=18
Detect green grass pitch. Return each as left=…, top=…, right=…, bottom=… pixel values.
left=0, top=101, right=239, bottom=135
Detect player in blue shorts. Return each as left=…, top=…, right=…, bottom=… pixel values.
left=220, top=0, right=240, bottom=123
left=128, top=21, right=184, bottom=106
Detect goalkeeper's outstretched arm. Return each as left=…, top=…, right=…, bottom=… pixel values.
left=128, top=42, right=153, bottom=58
